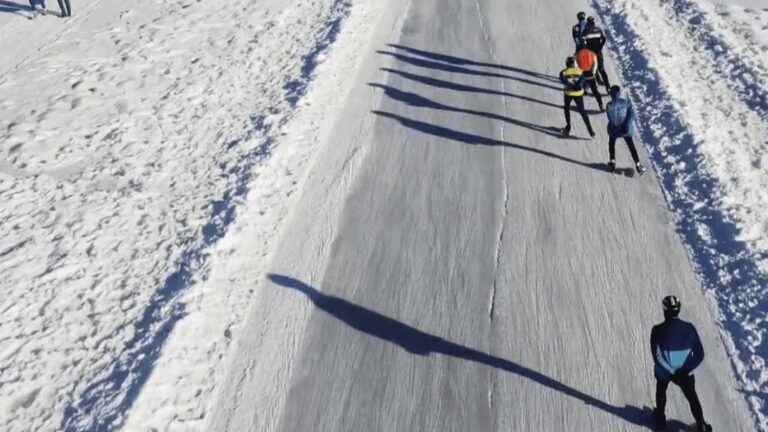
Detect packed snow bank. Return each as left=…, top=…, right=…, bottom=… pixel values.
left=0, top=0, right=358, bottom=430
left=707, top=0, right=768, bottom=49
left=593, top=0, right=768, bottom=428
left=122, top=0, right=398, bottom=430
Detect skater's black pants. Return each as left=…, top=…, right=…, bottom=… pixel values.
left=656, top=374, right=706, bottom=426
left=608, top=135, right=639, bottom=163
left=585, top=77, right=603, bottom=109
left=563, top=94, right=594, bottom=134
left=57, top=0, right=71, bottom=16
left=596, top=51, right=611, bottom=89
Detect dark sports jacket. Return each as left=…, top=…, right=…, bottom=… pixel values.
left=650, top=318, right=705, bottom=380
left=572, top=21, right=588, bottom=49
left=583, top=26, right=607, bottom=53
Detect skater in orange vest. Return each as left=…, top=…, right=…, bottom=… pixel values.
left=575, top=47, right=604, bottom=111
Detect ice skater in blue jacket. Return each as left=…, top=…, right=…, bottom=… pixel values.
left=651, top=296, right=712, bottom=432
left=606, top=85, right=645, bottom=175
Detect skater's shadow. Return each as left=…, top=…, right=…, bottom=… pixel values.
left=369, top=83, right=567, bottom=139
left=387, top=43, right=560, bottom=83
left=381, top=68, right=564, bottom=111
left=0, top=0, right=30, bottom=14
left=377, top=50, right=562, bottom=92
left=592, top=162, right=636, bottom=178
left=269, top=274, right=686, bottom=429
left=371, top=110, right=604, bottom=170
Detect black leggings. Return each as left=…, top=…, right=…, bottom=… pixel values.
left=656, top=374, right=706, bottom=426
left=585, top=78, right=603, bottom=109
left=563, top=94, right=594, bottom=134
left=596, top=51, right=611, bottom=89
left=57, top=0, right=71, bottom=16
left=609, top=135, right=639, bottom=163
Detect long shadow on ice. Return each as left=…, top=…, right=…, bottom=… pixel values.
left=371, top=110, right=605, bottom=171
left=380, top=68, right=564, bottom=111
left=387, top=43, right=560, bottom=83
left=0, top=0, right=31, bottom=14
left=378, top=50, right=562, bottom=92
left=593, top=0, right=768, bottom=427
left=369, top=83, right=565, bottom=138
left=269, top=274, right=690, bottom=430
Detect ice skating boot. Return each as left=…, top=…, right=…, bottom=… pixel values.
left=636, top=163, right=646, bottom=176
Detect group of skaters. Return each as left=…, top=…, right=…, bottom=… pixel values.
left=558, top=12, right=644, bottom=176
left=29, top=0, right=72, bottom=17
left=560, top=14, right=714, bottom=431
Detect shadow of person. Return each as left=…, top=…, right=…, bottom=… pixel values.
left=0, top=0, right=31, bottom=14
left=387, top=43, right=560, bottom=83
left=269, top=274, right=687, bottom=430
left=377, top=50, right=563, bottom=92
left=369, top=82, right=565, bottom=138
left=370, top=110, right=609, bottom=171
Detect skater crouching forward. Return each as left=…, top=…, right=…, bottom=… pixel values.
left=606, top=85, right=645, bottom=175
left=651, top=296, right=712, bottom=432
left=559, top=56, right=595, bottom=138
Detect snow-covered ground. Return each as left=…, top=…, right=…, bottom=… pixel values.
left=710, top=0, right=768, bottom=48
left=0, top=0, right=365, bottom=430
left=2, top=0, right=768, bottom=430
left=593, top=0, right=768, bottom=428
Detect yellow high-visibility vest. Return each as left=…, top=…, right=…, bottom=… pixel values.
left=562, top=67, right=585, bottom=97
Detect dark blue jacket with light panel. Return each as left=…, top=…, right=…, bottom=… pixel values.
left=650, top=318, right=705, bottom=380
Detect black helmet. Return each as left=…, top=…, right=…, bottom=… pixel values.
left=587, top=16, right=596, bottom=24
left=566, top=56, right=575, bottom=67
left=609, top=85, right=622, bottom=98
left=577, top=12, right=586, bottom=21
left=662, top=295, right=681, bottom=317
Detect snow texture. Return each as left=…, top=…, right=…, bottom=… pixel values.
left=211, top=0, right=753, bottom=430
left=0, top=0, right=355, bottom=430
left=593, top=0, right=768, bottom=429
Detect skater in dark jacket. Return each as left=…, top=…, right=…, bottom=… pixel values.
left=605, top=85, right=645, bottom=175
left=651, top=295, right=712, bottom=432
left=57, top=0, right=71, bottom=17
left=583, top=16, right=611, bottom=92
left=559, top=56, right=595, bottom=138
left=572, top=12, right=588, bottom=50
